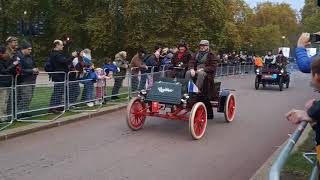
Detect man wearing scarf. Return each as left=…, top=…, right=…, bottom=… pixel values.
left=186, top=40, right=218, bottom=95
left=171, top=42, right=192, bottom=78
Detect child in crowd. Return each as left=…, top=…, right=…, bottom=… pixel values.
left=80, top=48, right=97, bottom=107
left=102, top=57, right=119, bottom=102
left=286, top=57, right=320, bottom=177
left=95, top=67, right=111, bottom=105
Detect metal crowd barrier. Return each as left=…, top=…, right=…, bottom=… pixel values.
left=15, top=72, right=66, bottom=123
left=215, top=63, right=254, bottom=77
left=0, top=75, right=14, bottom=131
left=269, top=121, right=309, bottom=180
left=129, top=66, right=171, bottom=94
left=103, top=74, right=130, bottom=104
left=67, top=71, right=104, bottom=112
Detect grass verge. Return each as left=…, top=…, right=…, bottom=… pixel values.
left=281, top=130, right=316, bottom=180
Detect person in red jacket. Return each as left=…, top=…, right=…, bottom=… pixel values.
left=170, top=42, right=192, bottom=78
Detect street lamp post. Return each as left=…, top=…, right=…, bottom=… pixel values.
left=282, top=36, right=286, bottom=47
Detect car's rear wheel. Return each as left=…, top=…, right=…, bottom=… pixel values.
left=189, top=102, right=207, bottom=140
left=224, top=93, right=236, bottom=123
left=262, top=82, right=266, bottom=88
left=127, top=97, right=147, bottom=131
left=279, top=77, right=284, bottom=91
left=286, top=78, right=290, bottom=88
left=255, top=76, right=260, bottom=90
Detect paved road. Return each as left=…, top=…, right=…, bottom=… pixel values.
left=0, top=72, right=316, bottom=180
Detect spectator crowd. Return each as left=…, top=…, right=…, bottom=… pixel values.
left=0, top=37, right=259, bottom=121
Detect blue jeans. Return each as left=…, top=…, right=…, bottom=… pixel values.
left=138, top=74, right=147, bottom=91
left=82, top=81, right=94, bottom=102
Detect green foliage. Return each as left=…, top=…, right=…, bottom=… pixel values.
left=301, top=0, right=320, bottom=33
left=252, top=25, right=282, bottom=54
left=0, top=0, right=299, bottom=66
left=302, top=0, right=319, bottom=21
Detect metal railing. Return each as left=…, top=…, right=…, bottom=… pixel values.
left=269, top=121, right=310, bottom=180
left=0, top=75, right=14, bottom=131
left=15, top=72, right=66, bottom=123
left=103, top=74, right=130, bottom=104
left=67, top=71, right=104, bottom=112
left=215, top=63, right=254, bottom=77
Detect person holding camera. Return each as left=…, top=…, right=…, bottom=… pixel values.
left=49, top=40, right=76, bottom=113
left=286, top=56, right=320, bottom=178
left=16, top=42, right=39, bottom=118
left=296, top=32, right=320, bottom=73
left=288, top=32, right=320, bottom=178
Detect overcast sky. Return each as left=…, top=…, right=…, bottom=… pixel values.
left=245, top=0, right=305, bottom=10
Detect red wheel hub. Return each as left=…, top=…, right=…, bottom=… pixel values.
left=227, top=96, right=235, bottom=121
left=194, top=106, right=207, bottom=137
left=130, top=101, right=146, bottom=128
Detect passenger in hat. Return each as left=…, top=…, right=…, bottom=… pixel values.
left=170, top=41, right=192, bottom=78
left=185, top=40, right=218, bottom=119
left=186, top=40, right=218, bottom=93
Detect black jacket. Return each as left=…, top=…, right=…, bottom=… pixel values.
left=171, top=51, right=192, bottom=69
left=308, top=101, right=320, bottom=145
left=17, top=51, right=37, bottom=83
left=308, top=101, right=320, bottom=122
left=144, top=54, right=159, bottom=73
left=49, top=50, right=73, bottom=82
left=0, top=58, right=17, bottom=87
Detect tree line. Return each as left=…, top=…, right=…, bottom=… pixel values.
left=0, top=0, right=302, bottom=65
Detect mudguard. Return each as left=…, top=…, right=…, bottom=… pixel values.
left=217, top=89, right=230, bottom=113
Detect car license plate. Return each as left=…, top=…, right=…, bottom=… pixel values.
left=272, top=74, right=277, bottom=79
left=263, top=75, right=272, bottom=79
left=152, top=102, right=159, bottom=113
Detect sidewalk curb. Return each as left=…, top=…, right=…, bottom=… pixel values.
left=0, top=104, right=127, bottom=142
left=250, top=124, right=312, bottom=180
